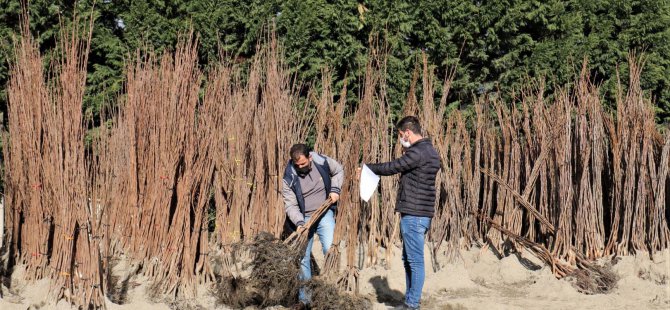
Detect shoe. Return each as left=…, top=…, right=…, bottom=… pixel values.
left=291, top=301, right=308, bottom=310
left=393, top=303, right=420, bottom=310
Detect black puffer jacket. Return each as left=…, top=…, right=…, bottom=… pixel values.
left=367, top=138, right=441, bottom=217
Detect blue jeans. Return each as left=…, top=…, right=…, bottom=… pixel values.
left=299, top=209, right=335, bottom=303
left=400, top=214, right=431, bottom=308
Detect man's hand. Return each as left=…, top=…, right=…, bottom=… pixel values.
left=329, top=192, right=340, bottom=203
left=356, top=167, right=362, bottom=181
left=297, top=225, right=306, bottom=234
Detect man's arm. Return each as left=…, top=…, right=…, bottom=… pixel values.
left=367, top=149, right=421, bottom=176
left=325, top=155, right=344, bottom=195
left=282, top=179, right=305, bottom=226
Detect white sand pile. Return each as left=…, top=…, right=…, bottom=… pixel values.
left=355, top=246, right=670, bottom=310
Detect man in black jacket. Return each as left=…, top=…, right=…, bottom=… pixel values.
left=361, top=116, right=440, bottom=310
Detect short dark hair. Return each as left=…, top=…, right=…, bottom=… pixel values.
left=396, top=116, right=422, bottom=134
left=289, top=144, right=310, bottom=161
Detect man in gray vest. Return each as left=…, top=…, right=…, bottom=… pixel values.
left=282, top=143, right=344, bottom=308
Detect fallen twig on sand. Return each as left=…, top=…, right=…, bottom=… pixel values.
left=476, top=212, right=618, bottom=294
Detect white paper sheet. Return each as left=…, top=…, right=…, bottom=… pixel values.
left=359, top=164, right=380, bottom=202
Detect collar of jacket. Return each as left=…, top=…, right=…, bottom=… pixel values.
left=410, top=137, right=431, bottom=147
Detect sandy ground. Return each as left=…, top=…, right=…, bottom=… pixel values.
left=357, top=246, right=670, bottom=310
left=1, top=243, right=669, bottom=310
